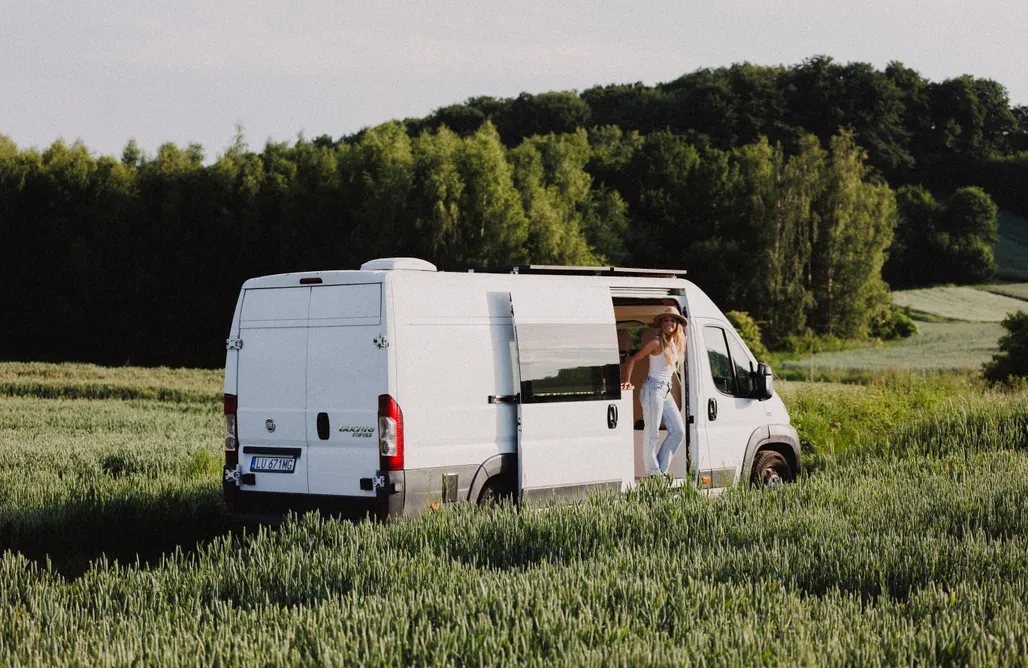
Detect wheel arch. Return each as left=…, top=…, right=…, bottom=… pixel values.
left=742, top=424, right=801, bottom=481
left=466, top=453, right=518, bottom=502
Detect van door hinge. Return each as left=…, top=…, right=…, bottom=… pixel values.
left=373, top=334, right=389, bottom=348
left=362, top=474, right=387, bottom=491
left=226, top=338, right=244, bottom=351
left=224, top=465, right=242, bottom=486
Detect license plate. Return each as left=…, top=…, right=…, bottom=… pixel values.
left=250, top=456, right=296, bottom=473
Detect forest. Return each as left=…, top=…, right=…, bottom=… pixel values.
left=2, top=56, right=1024, bottom=368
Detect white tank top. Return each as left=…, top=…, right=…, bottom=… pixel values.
left=647, top=343, right=678, bottom=382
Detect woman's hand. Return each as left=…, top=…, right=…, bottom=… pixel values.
left=620, top=338, right=659, bottom=392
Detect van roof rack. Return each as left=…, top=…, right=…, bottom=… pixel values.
left=511, top=265, right=687, bottom=278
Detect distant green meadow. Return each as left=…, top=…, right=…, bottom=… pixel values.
left=980, top=282, right=1028, bottom=302
left=781, top=273, right=1028, bottom=376
left=780, top=321, right=1004, bottom=375
left=995, top=210, right=1028, bottom=281
left=890, top=287, right=1025, bottom=323
left=2, top=364, right=1028, bottom=663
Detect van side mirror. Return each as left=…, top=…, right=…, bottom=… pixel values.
left=753, top=363, right=773, bottom=401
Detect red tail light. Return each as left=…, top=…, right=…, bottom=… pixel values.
left=224, top=393, right=238, bottom=468
left=378, top=394, right=404, bottom=471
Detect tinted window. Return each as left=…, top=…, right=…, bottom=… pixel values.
left=727, top=334, right=755, bottom=397
left=704, top=326, right=735, bottom=396
left=517, top=324, right=621, bottom=404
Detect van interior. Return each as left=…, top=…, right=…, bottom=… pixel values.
left=613, top=299, right=690, bottom=480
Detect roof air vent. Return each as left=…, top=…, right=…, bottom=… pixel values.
left=360, top=257, right=438, bottom=272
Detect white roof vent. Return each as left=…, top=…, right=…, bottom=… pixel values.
left=360, top=257, right=438, bottom=272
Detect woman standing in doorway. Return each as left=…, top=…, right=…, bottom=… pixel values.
left=621, top=307, right=688, bottom=477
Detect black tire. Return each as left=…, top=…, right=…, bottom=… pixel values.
left=476, top=476, right=515, bottom=505
left=750, top=450, right=792, bottom=488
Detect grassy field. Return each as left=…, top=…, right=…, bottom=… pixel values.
left=2, top=364, right=1028, bottom=663
left=780, top=279, right=1028, bottom=376
left=890, top=286, right=1026, bottom=322
left=995, top=210, right=1028, bottom=281
left=780, top=321, right=1004, bottom=374
left=980, top=282, right=1028, bottom=302
left=0, top=366, right=225, bottom=575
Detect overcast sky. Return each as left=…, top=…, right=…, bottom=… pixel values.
left=3, top=0, right=1026, bottom=161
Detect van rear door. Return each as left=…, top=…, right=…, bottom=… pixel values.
left=306, top=284, right=386, bottom=498
left=510, top=285, right=633, bottom=500
left=236, top=287, right=311, bottom=494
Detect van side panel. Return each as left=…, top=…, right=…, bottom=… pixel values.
left=392, top=276, right=518, bottom=509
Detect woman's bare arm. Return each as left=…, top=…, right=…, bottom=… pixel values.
left=621, top=338, right=661, bottom=389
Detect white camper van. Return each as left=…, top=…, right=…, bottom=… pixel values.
left=222, top=258, right=799, bottom=520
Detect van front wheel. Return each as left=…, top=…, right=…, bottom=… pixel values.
left=477, top=476, right=515, bottom=505
left=750, top=450, right=792, bottom=488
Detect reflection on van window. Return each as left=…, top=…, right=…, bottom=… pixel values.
left=517, top=324, right=621, bottom=403
left=704, top=326, right=736, bottom=395
left=727, top=333, right=755, bottom=396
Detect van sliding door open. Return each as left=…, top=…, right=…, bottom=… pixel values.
left=510, top=285, right=634, bottom=501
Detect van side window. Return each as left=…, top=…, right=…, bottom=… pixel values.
left=704, top=326, right=736, bottom=396
left=518, top=324, right=621, bottom=404
left=727, top=333, right=755, bottom=397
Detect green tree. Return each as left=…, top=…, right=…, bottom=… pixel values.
left=883, top=185, right=942, bottom=287
left=453, top=122, right=528, bottom=267
left=809, top=132, right=897, bottom=338
left=410, top=127, right=465, bottom=264
left=885, top=185, right=998, bottom=287
left=620, top=130, right=700, bottom=268
left=581, top=188, right=630, bottom=264
left=725, top=310, right=770, bottom=362
left=940, top=186, right=999, bottom=283
left=497, top=92, right=592, bottom=144
left=983, top=311, right=1028, bottom=383
left=340, top=122, right=415, bottom=262
left=508, top=131, right=599, bottom=265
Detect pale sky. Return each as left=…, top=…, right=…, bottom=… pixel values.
left=2, top=0, right=1026, bottom=161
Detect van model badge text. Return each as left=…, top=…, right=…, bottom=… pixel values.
left=339, top=425, right=374, bottom=437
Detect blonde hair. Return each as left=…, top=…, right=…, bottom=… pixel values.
left=660, top=320, right=686, bottom=365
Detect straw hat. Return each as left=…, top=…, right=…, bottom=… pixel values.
left=652, top=307, right=687, bottom=327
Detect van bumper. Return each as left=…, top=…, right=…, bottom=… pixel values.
left=226, top=490, right=381, bottom=524
left=224, top=470, right=406, bottom=523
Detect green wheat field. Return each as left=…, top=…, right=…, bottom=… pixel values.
left=2, top=362, right=1028, bottom=664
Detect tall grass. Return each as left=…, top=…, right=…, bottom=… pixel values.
left=779, top=372, right=1028, bottom=469
left=2, top=364, right=1027, bottom=663
left=0, top=392, right=224, bottom=574
left=0, top=361, right=222, bottom=403
left=2, top=451, right=1027, bottom=664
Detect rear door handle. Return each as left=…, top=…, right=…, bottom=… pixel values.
left=707, top=398, right=717, bottom=421
left=607, top=404, right=618, bottom=429
left=317, top=412, right=330, bottom=440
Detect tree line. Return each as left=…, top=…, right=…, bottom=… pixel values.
left=405, top=56, right=1027, bottom=210
left=2, top=57, right=1021, bottom=368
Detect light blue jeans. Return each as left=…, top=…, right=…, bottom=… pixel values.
left=639, top=377, right=685, bottom=476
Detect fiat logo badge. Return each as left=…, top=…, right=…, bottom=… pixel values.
left=265, top=419, right=276, bottom=433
